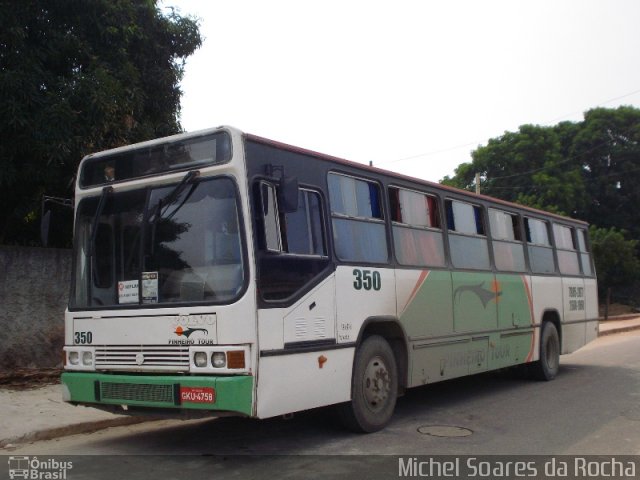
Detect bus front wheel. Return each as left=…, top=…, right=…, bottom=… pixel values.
left=338, top=335, right=398, bottom=433
left=531, top=322, right=560, bottom=381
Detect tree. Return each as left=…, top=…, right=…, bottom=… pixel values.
left=572, top=107, right=640, bottom=241
left=0, top=0, right=202, bottom=246
left=589, top=226, right=640, bottom=316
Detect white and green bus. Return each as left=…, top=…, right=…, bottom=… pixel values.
left=62, top=126, right=598, bottom=432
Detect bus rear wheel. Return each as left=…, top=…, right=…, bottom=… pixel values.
left=338, top=335, right=398, bottom=433
left=530, top=322, right=560, bottom=381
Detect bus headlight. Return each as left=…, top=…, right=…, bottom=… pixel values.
left=69, top=351, right=80, bottom=365
left=188, top=346, right=250, bottom=373
left=82, top=351, right=93, bottom=366
left=194, top=351, right=208, bottom=368
left=212, top=352, right=226, bottom=368
left=64, top=346, right=95, bottom=371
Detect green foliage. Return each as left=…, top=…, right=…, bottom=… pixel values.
left=589, top=226, right=640, bottom=297
left=573, top=107, right=640, bottom=240
left=0, top=0, right=202, bottom=245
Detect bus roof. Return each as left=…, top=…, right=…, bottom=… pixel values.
left=244, top=132, right=588, bottom=227
left=76, top=125, right=587, bottom=226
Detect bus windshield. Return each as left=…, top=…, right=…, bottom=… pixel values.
left=71, top=176, right=244, bottom=309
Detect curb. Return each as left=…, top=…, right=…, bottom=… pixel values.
left=0, top=416, right=160, bottom=448
left=598, top=324, right=640, bottom=337
left=599, top=313, right=640, bottom=321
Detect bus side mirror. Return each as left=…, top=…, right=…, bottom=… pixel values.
left=279, top=176, right=299, bottom=213
left=41, top=196, right=73, bottom=247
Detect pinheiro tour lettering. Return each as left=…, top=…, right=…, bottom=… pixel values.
left=397, top=457, right=637, bottom=478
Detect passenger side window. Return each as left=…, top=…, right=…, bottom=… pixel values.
left=525, top=217, right=556, bottom=274
left=577, top=228, right=593, bottom=276
left=328, top=173, right=387, bottom=263
left=489, top=209, right=526, bottom=272
left=260, top=182, right=282, bottom=251
left=256, top=182, right=329, bottom=302
left=283, top=190, right=326, bottom=256
left=389, top=187, right=445, bottom=267
left=446, top=200, right=490, bottom=270
left=553, top=224, right=580, bottom=275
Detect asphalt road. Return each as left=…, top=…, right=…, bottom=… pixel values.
left=7, top=330, right=640, bottom=479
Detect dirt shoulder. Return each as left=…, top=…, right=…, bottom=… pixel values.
left=0, top=367, right=62, bottom=390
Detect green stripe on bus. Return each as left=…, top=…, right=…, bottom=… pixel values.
left=61, top=372, right=253, bottom=416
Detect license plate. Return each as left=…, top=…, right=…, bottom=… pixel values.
left=180, top=386, right=215, bottom=404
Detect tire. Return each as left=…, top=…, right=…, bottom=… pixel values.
left=530, top=322, right=560, bottom=381
left=338, top=335, right=398, bottom=433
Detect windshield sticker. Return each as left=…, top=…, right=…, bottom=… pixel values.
left=142, top=272, right=159, bottom=304
left=118, top=280, right=139, bottom=304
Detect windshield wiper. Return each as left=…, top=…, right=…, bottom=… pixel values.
left=148, top=170, right=200, bottom=224
left=88, top=186, right=113, bottom=257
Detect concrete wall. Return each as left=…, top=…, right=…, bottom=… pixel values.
left=0, top=246, right=72, bottom=368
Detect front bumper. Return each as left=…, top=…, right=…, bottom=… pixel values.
left=61, top=372, right=254, bottom=416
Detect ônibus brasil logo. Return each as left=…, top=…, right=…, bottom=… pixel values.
left=8, top=456, right=73, bottom=479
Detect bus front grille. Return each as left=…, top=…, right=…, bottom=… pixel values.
left=94, top=345, right=190, bottom=371
left=100, top=381, right=176, bottom=404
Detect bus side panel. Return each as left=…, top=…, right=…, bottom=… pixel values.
left=584, top=278, right=599, bottom=344
left=410, top=339, right=487, bottom=385
left=216, top=289, right=260, bottom=345
left=396, top=269, right=454, bottom=339
left=529, top=276, right=563, bottom=362
left=255, top=348, right=354, bottom=418
left=283, top=277, right=336, bottom=345
left=257, top=308, right=286, bottom=352
left=451, top=271, right=498, bottom=333
left=256, top=275, right=346, bottom=418
left=256, top=275, right=337, bottom=352
left=335, top=266, right=397, bottom=344
left=400, top=271, right=536, bottom=386
left=492, top=273, right=535, bottom=369
left=561, top=277, right=587, bottom=354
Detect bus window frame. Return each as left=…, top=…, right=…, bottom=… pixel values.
left=524, top=216, right=558, bottom=275
left=576, top=227, right=595, bottom=277
left=488, top=207, right=527, bottom=273
left=253, top=178, right=332, bottom=305
left=553, top=223, right=582, bottom=277
left=388, top=185, right=447, bottom=269
left=327, top=171, right=390, bottom=265
left=258, top=180, right=284, bottom=253
left=445, top=198, right=492, bottom=271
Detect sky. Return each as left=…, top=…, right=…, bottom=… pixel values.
left=163, top=0, right=640, bottom=182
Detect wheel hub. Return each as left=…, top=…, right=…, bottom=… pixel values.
left=362, top=355, right=390, bottom=412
